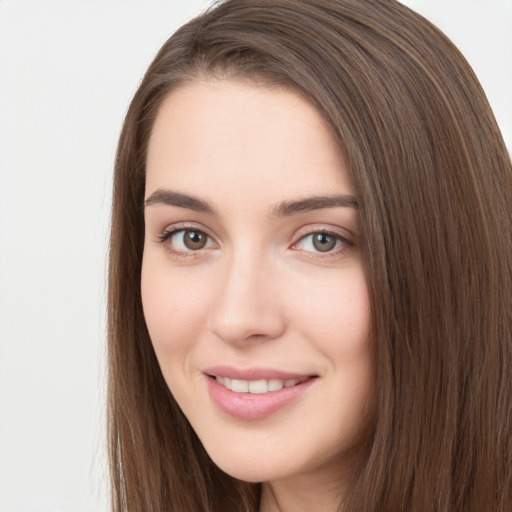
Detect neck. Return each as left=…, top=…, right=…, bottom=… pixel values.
left=258, top=471, right=348, bottom=512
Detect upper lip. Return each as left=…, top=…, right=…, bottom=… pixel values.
left=204, top=365, right=317, bottom=381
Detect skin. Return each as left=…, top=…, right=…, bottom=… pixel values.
left=141, top=79, right=374, bottom=511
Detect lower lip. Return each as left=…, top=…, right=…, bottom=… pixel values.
left=206, top=376, right=317, bottom=421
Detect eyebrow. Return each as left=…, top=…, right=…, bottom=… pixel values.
left=271, top=194, right=358, bottom=217
left=144, top=188, right=216, bottom=214
left=144, top=188, right=358, bottom=217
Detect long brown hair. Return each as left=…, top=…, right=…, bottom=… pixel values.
left=108, top=1, right=512, bottom=510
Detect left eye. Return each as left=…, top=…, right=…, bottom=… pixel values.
left=168, top=229, right=215, bottom=251
left=295, top=232, right=343, bottom=253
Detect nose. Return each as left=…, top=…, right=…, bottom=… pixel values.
left=206, top=251, right=286, bottom=345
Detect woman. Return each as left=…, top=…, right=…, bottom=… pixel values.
left=108, top=0, right=512, bottom=510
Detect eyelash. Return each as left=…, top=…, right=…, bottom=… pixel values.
left=156, top=225, right=354, bottom=260
left=156, top=224, right=216, bottom=259
left=291, top=229, right=354, bottom=260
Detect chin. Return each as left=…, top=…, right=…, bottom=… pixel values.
left=219, top=466, right=269, bottom=484
left=205, top=447, right=294, bottom=483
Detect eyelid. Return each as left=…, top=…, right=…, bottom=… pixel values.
left=295, top=223, right=354, bottom=238
left=293, top=224, right=353, bottom=242
left=157, top=221, right=216, bottom=240
left=290, top=225, right=354, bottom=258
left=154, top=222, right=354, bottom=260
left=156, top=222, right=219, bottom=257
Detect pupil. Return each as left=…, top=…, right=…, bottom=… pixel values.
left=184, top=230, right=206, bottom=250
left=313, top=233, right=336, bottom=252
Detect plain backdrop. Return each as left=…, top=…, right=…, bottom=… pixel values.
left=0, top=1, right=510, bottom=511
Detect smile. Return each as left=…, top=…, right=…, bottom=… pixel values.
left=205, top=369, right=318, bottom=420
left=214, top=375, right=310, bottom=394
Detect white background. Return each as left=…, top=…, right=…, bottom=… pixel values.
left=0, top=1, right=510, bottom=511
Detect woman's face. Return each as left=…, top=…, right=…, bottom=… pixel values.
left=142, top=80, right=373, bottom=487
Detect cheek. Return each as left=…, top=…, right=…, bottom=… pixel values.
left=287, top=267, right=371, bottom=353
left=140, top=257, right=209, bottom=363
left=287, top=267, right=373, bottom=421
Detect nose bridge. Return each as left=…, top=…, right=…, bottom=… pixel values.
left=207, top=244, right=285, bottom=344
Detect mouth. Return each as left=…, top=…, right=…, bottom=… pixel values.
left=209, top=375, right=312, bottom=394
left=204, top=368, right=318, bottom=420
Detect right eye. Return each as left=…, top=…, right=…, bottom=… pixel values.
left=159, top=228, right=216, bottom=255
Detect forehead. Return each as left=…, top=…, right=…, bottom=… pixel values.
left=145, top=79, right=353, bottom=203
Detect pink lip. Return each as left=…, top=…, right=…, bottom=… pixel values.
left=204, top=367, right=318, bottom=421
left=204, top=365, right=313, bottom=381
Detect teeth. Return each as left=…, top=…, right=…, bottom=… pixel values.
left=215, top=376, right=307, bottom=394
left=248, top=379, right=267, bottom=394
left=231, top=379, right=249, bottom=393
left=268, top=379, right=284, bottom=391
